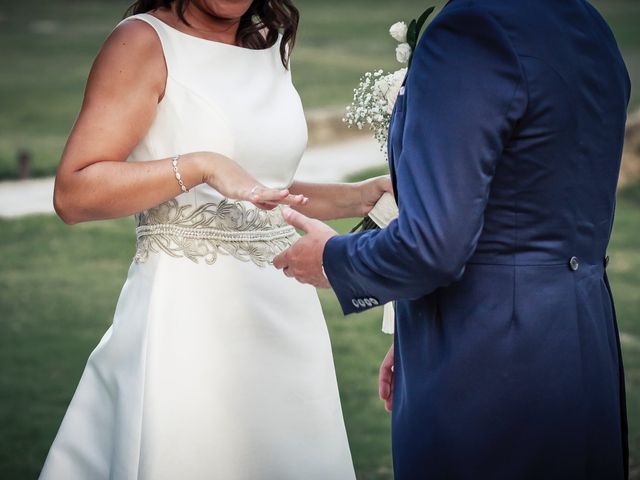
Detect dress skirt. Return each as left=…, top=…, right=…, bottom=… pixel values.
left=39, top=252, right=355, bottom=479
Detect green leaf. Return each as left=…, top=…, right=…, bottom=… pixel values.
left=407, top=5, right=436, bottom=70
left=416, top=6, right=436, bottom=38
left=407, top=19, right=418, bottom=49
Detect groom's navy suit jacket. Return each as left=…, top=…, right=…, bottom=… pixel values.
left=323, top=0, right=631, bottom=478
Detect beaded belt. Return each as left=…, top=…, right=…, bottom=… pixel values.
left=133, top=199, right=299, bottom=267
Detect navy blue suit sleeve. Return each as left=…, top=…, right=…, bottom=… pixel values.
left=323, top=5, right=528, bottom=315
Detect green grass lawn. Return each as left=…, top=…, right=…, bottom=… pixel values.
left=611, top=186, right=640, bottom=480
left=1, top=184, right=639, bottom=479
left=0, top=0, right=639, bottom=179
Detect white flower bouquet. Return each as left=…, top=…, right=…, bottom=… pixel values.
left=345, top=6, right=435, bottom=233
left=343, top=68, right=408, bottom=158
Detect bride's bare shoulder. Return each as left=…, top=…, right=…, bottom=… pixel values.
left=101, top=16, right=164, bottom=65
left=87, top=16, right=166, bottom=98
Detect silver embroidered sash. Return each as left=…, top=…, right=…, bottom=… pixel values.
left=134, top=199, right=299, bottom=267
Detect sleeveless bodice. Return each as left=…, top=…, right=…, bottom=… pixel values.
left=128, top=13, right=307, bottom=189
left=121, top=14, right=309, bottom=266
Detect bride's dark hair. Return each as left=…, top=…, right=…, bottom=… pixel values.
left=126, top=0, right=299, bottom=68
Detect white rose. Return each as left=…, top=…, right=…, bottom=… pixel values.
left=395, top=43, right=412, bottom=64
left=389, top=21, right=408, bottom=43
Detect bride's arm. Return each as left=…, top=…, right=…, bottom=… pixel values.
left=54, top=20, right=305, bottom=225
left=288, top=176, right=392, bottom=221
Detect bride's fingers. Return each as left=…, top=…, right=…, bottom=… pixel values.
left=279, top=194, right=309, bottom=206
left=250, top=187, right=290, bottom=203
left=249, top=186, right=308, bottom=204
left=251, top=191, right=308, bottom=207
left=251, top=197, right=308, bottom=211
left=254, top=202, right=278, bottom=210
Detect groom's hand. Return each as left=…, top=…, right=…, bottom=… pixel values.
left=379, top=344, right=394, bottom=412
left=273, top=208, right=338, bottom=288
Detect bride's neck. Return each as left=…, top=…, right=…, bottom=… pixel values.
left=174, top=3, right=242, bottom=46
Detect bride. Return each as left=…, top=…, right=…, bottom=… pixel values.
left=39, top=0, right=390, bottom=478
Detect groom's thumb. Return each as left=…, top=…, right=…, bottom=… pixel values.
left=282, top=207, right=313, bottom=233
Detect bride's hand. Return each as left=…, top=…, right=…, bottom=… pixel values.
left=195, top=152, right=308, bottom=210
left=357, top=175, right=393, bottom=216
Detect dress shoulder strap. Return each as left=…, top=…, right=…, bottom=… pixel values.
left=113, top=13, right=175, bottom=73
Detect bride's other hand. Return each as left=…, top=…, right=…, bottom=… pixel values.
left=379, top=343, right=394, bottom=412
left=358, top=175, right=393, bottom=217
left=197, top=152, right=308, bottom=210
left=285, top=175, right=392, bottom=220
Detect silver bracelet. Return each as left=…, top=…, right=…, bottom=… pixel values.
left=171, top=155, right=188, bottom=193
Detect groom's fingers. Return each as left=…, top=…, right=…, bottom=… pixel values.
left=283, top=267, right=294, bottom=278
left=382, top=377, right=393, bottom=412
left=273, top=250, right=288, bottom=270
left=385, top=377, right=394, bottom=412
left=379, top=365, right=393, bottom=401
left=282, top=207, right=315, bottom=233
left=379, top=345, right=394, bottom=411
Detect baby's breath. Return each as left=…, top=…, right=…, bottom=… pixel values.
left=343, top=68, right=407, bottom=157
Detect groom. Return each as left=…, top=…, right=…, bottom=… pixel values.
left=274, top=0, right=631, bottom=478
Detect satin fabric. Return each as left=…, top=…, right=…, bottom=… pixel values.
left=324, top=0, right=631, bottom=478
left=39, top=14, right=355, bottom=479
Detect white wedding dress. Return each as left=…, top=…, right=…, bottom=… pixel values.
left=39, top=13, right=355, bottom=480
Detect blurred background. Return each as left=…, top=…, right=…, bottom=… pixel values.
left=0, top=0, right=638, bottom=478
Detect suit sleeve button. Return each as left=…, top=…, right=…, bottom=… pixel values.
left=569, top=256, right=580, bottom=271
left=352, top=299, right=360, bottom=308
